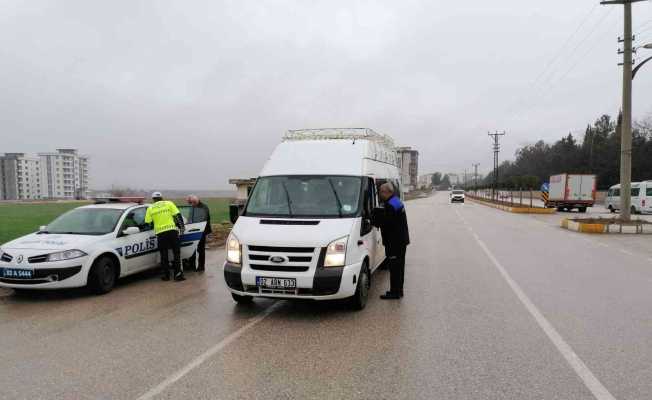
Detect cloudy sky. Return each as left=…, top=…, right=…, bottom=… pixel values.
left=1, top=0, right=651, bottom=190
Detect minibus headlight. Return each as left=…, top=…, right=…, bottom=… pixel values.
left=226, top=234, right=242, bottom=265
left=324, top=236, right=348, bottom=267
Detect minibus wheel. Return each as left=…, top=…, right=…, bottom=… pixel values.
left=348, top=263, right=370, bottom=311
left=232, top=293, right=254, bottom=304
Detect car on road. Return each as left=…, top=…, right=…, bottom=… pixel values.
left=450, top=189, right=465, bottom=203
left=0, top=199, right=206, bottom=294
left=224, top=128, right=400, bottom=310
left=606, top=181, right=652, bottom=214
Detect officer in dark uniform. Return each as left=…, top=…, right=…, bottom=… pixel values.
left=373, top=182, right=410, bottom=300
left=187, top=195, right=212, bottom=272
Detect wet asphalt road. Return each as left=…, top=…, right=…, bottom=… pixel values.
left=2, top=193, right=652, bottom=400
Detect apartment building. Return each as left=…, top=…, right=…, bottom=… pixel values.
left=0, top=153, right=45, bottom=200
left=396, top=147, right=419, bottom=193
left=0, top=149, right=90, bottom=200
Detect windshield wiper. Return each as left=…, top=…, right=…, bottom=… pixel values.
left=281, top=181, right=294, bottom=217
left=328, top=178, right=344, bottom=218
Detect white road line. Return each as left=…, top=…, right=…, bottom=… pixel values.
left=136, top=302, right=281, bottom=400
left=455, top=209, right=617, bottom=400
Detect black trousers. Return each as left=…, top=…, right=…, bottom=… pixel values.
left=189, top=234, right=207, bottom=270
left=386, top=245, right=407, bottom=294
left=158, top=230, right=181, bottom=274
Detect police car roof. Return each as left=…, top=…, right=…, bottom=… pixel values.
left=79, top=203, right=142, bottom=210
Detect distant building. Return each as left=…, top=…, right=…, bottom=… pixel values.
left=0, top=149, right=90, bottom=200
left=396, top=147, right=419, bottom=193
left=418, top=173, right=434, bottom=189
left=0, top=153, right=44, bottom=200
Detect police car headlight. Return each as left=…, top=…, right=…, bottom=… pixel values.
left=46, top=249, right=87, bottom=262
left=324, top=236, right=348, bottom=267
left=226, top=234, right=242, bottom=265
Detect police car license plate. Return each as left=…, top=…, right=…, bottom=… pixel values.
left=2, top=268, right=34, bottom=279
left=256, top=277, right=296, bottom=289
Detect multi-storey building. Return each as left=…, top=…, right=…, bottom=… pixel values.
left=0, top=153, right=45, bottom=200
left=0, top=149, right=90, bottom=200
left=38, top=149, right=90, bottom=199
left=396, top=147, right=419, bottom=193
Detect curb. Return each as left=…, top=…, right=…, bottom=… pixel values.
left=561, top=218, right=652, bottom=234
left=468, top=197, right=556, bottom=214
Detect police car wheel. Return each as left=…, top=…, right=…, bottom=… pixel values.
left=89, top=256, right=117, bottom=295
left=348, top=263, right=370, bottom=311
left=232, top=293, right=254, bottom=304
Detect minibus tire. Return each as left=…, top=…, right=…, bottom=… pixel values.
left=631, top=206, right=638, bottom=215
left=232, top=293, right=254, bottom=304
left=608, top=205, right=615, bottom=213
left=578, top=207, right=587, bottom=213
left=88, top=256, right=117, bottom=295
left=348, top=263, right=370, bottom=311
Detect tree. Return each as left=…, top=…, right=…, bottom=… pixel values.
left=441, top=174, right=451, bottom=188
left=431, top=172, right=442, bottom=186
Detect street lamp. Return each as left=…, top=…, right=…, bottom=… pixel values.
left=633, top=43, right=652, bottom=79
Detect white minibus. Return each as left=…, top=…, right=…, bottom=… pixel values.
left=223, top=128, right=401, bottom=310
left=605, top=181, right=652, bottom=214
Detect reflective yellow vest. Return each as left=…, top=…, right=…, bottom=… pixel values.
left=145, top=200, right=180, bottom=235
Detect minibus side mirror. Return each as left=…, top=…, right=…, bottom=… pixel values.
left=361, top=218, right=373, bottom=236
left=229, top=204, right=242, bottom=224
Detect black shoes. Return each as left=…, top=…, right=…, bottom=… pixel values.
left=161, top=271, right=171, bottom=281
left=174, top=271, right=186, bottom=282
left=380, top=291, right=402, bottom=300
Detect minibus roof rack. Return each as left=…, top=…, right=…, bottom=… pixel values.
left=283, top=128, right=395, bottom=148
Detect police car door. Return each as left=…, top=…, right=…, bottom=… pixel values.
left=115, top=206, right=158, bottom=273
left=177, top=206, right=208, bottom=260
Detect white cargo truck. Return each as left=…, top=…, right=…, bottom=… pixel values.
left=546, top=173, right=596, bottom=212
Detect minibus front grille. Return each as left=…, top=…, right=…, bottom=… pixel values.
left=248, top=246, right=314, bottom=253
left=250, top=264, right=310, bottom=272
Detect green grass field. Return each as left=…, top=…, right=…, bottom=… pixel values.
left=0, top=198, right=232, bottom=245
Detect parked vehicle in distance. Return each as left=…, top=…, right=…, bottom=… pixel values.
left=0, top=198, right=206, bottom=294
left=450, top=189, right=465, bottom=203
left=605, top=181, right=652, bottom=214
left=545, top=174, right=596, bottom=212
left=224, top=128, right=401, bottom=310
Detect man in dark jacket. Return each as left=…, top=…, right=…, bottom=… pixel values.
left=373, top=182, right=410, bottom=300
left=187, top=195, right=212, bottom=272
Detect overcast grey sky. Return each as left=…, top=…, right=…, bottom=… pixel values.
left=1, top=0, right=651, bottom=190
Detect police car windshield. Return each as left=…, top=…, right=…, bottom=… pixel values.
left=46, top=208, right=124, bottom=235
left=245, top=176, right=362, bottom=218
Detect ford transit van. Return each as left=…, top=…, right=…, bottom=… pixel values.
left=223, top=128, right=401, bottom=310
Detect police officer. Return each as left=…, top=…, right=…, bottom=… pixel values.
left=145, top=192, right=186, bottom=281
left=373, top=182, right=410, bottom=300
left=186, top=195, right=211, bottom=272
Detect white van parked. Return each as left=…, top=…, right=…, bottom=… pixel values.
left=224, top=128, right=401, bottom=310
left=605, top=181, right=652, bottom=214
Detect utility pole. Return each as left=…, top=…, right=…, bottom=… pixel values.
left=472, top=163, right=480, bottom=194
left=601, top=0, right=645, bottom=221
left=464, top=169, right=468, bottom=189
left=488, top=131, right=506, bottom=201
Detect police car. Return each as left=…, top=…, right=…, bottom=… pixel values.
left=0, top=198, right=206, bottom=294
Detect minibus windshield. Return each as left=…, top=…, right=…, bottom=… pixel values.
left=245, top=176, right=362, bottom=218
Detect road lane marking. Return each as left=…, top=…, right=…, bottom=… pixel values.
left=136, top=302, right=281, bottom=400
left=619, top=249, right=634, bottom=256
left=455, top=209, right=617, bottom=400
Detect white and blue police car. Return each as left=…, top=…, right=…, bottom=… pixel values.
left=0, top=198, right=206, bottom=294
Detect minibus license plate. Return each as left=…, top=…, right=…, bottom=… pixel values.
left=256, top=277, right=296, bottom=289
